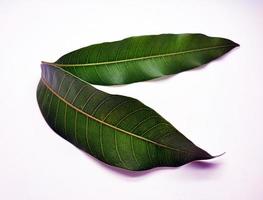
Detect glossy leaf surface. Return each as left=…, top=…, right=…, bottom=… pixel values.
left=48, top=34, right=239, bottom=85
left=37, top=64, right=213, bottom=171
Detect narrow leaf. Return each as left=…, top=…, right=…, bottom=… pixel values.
left=38, top=63, right=214, bottom=171
left=45, top=33, right=238, bottom=85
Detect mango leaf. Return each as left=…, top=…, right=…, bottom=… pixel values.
left=37, top=34, right=238, bottom=171
left=37, top=63, right=215, bottom=171
left=45, top=33, right=239, bottom=85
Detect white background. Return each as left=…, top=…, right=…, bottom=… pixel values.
left=0, top=0, right=262, bottom=199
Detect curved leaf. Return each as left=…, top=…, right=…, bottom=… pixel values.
left=45, top=33, right=238, bottom=85
left=37, top=63, right=214, bottom=171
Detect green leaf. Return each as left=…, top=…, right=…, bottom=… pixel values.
left=38, top=34, right=238, bottom=171
left=46, top=33, right=238, bottom=85
left=37, top=63, right=215, bottom=171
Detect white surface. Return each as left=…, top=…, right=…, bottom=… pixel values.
left=0, top=0, right=262, bottom=199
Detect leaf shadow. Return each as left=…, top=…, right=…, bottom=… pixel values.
left=80, top=150, right=222, bottom=178
left=177, top=160, right=223, bottom=180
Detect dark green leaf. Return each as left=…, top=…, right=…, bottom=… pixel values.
left=37, top=63, right=215, bottom=171
left=46, top=33, right=238, bottom=85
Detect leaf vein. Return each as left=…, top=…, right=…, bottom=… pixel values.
left=41, top=77, right=187, bottom=153
left=44, top=45, right=235, bottom=68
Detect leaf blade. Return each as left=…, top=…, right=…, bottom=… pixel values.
left=37, top=63, right=214, bottom=171
left=48, top=34, right=238, bottom=85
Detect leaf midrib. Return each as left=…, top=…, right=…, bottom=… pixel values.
left=43, top=44, right=235, bottom=67
left=41, top=77, right=187, bottom=153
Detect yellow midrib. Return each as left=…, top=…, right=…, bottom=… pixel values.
left=42, top=44, right=235, bottom=67
left=41, top=77, right=187, bottom=153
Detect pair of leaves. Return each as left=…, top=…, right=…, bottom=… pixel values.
left=37, top=34, right=238, bottom=171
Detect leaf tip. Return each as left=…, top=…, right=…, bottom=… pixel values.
left=233, top=42, right=240, bottom=47
left=213, top=152, right=226, bottom=158
left=228, top=38, right=239, bottom=48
